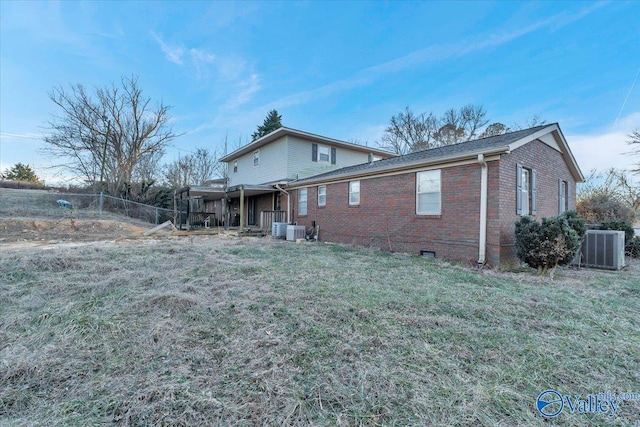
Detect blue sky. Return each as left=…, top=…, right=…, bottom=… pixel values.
left=1, top=0, right=639, bottom=184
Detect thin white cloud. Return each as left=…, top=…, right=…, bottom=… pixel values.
left=568, top=112, right=640, bottom=174
left=151, top=31, right=184, bottom=65
left=253, top=2, right=605, bottom=113
left=151, top=32, right=220, bottom=80
left=189, top=48, right=216, bottom=78
left=224, top=74, right=261, bottom=109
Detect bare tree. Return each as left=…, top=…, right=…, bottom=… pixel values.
left=629, top=129, right=640, bottom=172
left=379, top=107, right=438, bottom=154
left=164, top=148, right=223, bottom=188
left=578, top=168, right=639, bottom=222
left=434, top=104, right=489, bottom=145
left=480, top=122, right=511, bottom=138
left=43, top=75, right=179, bottom=194
left=512, top=115, right=547, bottom=130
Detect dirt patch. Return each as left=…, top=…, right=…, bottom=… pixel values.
left=0, top=217, right=158, bottom=246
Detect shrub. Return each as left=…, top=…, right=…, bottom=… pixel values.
left=577, top=192, right=634, bottom=224
left=599, top=220, right=634, bottom=244
left=626, top=236, right=640, bottom=258
left=515, top=211, right=586, bottom=274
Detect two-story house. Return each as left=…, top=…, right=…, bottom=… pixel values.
left=175, top=123, right=584, bottom=267
left=177, top=127, right=395, bottom=231
left=288, top=123, right=584, bottom=267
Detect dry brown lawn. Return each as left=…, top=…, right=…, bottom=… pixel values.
left=1, top=218, right=639, bottom=426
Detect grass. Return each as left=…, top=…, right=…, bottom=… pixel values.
left=0, top=236, right=639, bottom=426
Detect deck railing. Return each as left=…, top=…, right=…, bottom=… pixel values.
left=260, top=210, right=287, bottom=233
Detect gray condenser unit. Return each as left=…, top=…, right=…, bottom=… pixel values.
left=574, top=230, right=625, bottom=270
left=272, top=222, right=288, bottom=238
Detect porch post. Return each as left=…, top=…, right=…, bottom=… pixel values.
left=239, top=185, right=245, bottom=229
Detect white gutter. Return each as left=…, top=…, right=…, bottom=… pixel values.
left=274, top=184, right=290, bottom=223
left=477, top=154, right=488, bottom=267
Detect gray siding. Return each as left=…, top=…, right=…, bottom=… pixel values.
left=225, top=135, right=377, bottom=186
left=227, top=137, right=289, bottom=186
left=286, top=136, right=371, bottom=180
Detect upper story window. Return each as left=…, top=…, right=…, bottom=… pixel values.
left=559, top=180, right=569, bottom=214
left=312, top=143, right=336, bottom=165
left=319, top=146, right=330, bottom=162
left=253, top=150, right=260, bottom=166
left=318, top=185, right=326, bottom=207
left=416, top=170, right=441, bottom=215
left=298, top=188, right=308, bottom=216
left=349, top=181, right=360, bottom=206
left=516, top=164, right=537, bottom=215
left=233, top=160, right=238, bottom=173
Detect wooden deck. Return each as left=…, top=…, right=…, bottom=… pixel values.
left=170, top=228, right=265, bottom=237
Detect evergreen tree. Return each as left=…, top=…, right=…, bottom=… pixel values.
left=251, top=109, right=283, bottom=140
left=2, top=163, right=42, bottom=183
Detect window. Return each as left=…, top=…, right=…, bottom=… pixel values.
left=233, top=160, right=238, bottom=173
left=318, top=185, right=326, bottom=207
left=516, top=164, right=537, bottom=215
left=298, top=188, right=307, bottom=216
left=416, top=170, right=441, bottom=215
left=559, top=180, right=569, bottom=214
left=253, top=150, right=260, bottom=166
left=349, top=181, right=360, bottom=205
left=312, top=144, right=336, bottom=164
left=319, top=146, right=330, bottom=162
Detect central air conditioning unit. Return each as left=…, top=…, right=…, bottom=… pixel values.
left=574, top=230, right=625, bottom=270
left=272, top=222, right=288, bottom=238
left=286, top=225, right=306, bottom=241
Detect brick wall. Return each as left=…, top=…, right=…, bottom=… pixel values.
left=293, top=163, right=485, bottom=264
left=292, top=139, right=578, bottom=267
left=497, top=140, right=577, bottom=265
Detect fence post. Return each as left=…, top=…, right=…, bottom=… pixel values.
left=99, top=192, right=104, bottom=215
left=155, top=207, right=159, bottom=225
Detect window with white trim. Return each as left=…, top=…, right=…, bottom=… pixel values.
left=516, top=164, right=537, bottom=215
left=233, top=160, right=238, bottom=173
left=559, top=180, right=569, bottom=214
left=416, top=170, right=441, bottom=215
left=318, top=185, right=326, bottom=207
left=318, top=146, right=330, bottom=162
left=312, top=143, right=336, bottom=164
left=253, top=150, right=260, bottom=166
left=298, top=188, right=307, bottom=215
left=349, top=181, right=360, bottom=205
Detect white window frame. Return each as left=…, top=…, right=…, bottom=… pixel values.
left=253, top=150, right=260, bottom=167
left=318, top=145, right=330, bottom=163
left=559, top=180, right=569, bottom=214
left=521, top=168, right=530, bottom=215
left=416, top=170, right=441, bottom=215
left=318, top=185, right=326, bottom=207
left=349, top=181, right=360, bottom=206
left=298, top=188, right=307, bottom=216
left=233, top=160, right=238, bottom=173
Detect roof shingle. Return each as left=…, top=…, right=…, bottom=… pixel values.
left=295, top=124, right=551, bottom=183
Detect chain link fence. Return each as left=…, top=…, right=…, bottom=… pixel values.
left=0, top=188, right=174, bottom=225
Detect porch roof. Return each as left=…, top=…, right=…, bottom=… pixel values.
left=175, top=184, right=278, bottom=201
left=226, top=184, right=277, bottom=198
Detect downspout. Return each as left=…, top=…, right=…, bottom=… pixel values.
left=274, top=184, right=290, bottom=223
left=477, top=154, right=488, bottom=267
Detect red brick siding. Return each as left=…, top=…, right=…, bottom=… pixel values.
left=497, top=140, right=577, bottom=265
left=293, top=164, right=485, bottom=264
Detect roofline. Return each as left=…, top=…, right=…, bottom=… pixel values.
left=289, top=146, right=510, bottom=187
left=505, top=123, right=584, bottom=182
left=219, top=127, right=396, bottom=162
left=288, top=123, right=585, bottom=187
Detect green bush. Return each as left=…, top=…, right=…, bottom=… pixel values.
left=626, top=237, right=640, bottom=258
left=515, top=211, right=586, bottom=272
left=599, top=220, right=634, bottom=244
